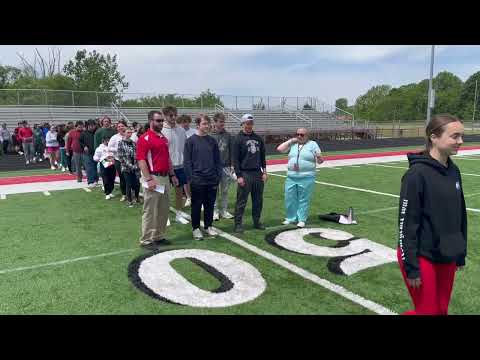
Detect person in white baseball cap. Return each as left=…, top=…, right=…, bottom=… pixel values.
left=232, top=112, right=267, bottom=233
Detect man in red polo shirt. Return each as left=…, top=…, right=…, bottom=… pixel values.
left=136, top=110, right=179, bottom=249
left=18, top=121, right=34, bottom=165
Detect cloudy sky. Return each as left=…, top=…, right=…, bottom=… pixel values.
left=1, top=45, right=479, bottom=106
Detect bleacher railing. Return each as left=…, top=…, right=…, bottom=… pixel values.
left=0, top=89, right=327, bottom=112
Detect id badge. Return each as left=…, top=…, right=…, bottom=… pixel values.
left=293, top=163, right=299, bottom=172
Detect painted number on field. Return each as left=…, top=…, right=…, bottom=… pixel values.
left=271, top=228, right=397, bottom=276
left=129, top=249, right=266, bottom=307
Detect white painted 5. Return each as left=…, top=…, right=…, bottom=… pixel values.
left=273, top=228, right=397, bottom=276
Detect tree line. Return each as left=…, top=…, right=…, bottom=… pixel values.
left=335, top=71, right=480, bottom=122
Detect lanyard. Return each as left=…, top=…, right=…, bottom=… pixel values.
left=296, top=143, right=306, bottom=165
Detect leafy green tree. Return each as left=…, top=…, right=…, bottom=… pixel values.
left=63, top=49, right=129, bottom=94
left=458, top=71, right=480, bottom=120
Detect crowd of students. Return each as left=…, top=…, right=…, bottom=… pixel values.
left=0, top=109, right=469, bottom=316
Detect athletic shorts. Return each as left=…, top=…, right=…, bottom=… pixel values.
left=46, top=146, right=59, bottom=153
left=174, top=168, right=187, bottom=187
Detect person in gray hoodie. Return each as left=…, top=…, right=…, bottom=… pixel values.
left=211, top=112, right=235, bottom=220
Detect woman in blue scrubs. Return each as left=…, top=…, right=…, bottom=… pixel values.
left=276, top=128, right=323, bottom=227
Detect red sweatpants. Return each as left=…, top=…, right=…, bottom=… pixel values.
left=397, top=247, right=456, bottom=315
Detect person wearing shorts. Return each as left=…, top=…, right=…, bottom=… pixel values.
left=45, top=125, right=60, bottom=169
left=161, top=105, right=189, bottom=224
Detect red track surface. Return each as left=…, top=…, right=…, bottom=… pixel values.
left=1, top=146, right=479, bottom=186
left=265, top=145, right=480, bottom=165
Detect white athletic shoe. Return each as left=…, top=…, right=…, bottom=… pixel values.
left=297, top=221, right=306, bottom=228
left=176, top=214, right=189, bottom=224
left=120, top=195, right=126, bottom=202
left=167, top=218, right=171, bottom=227
left=184, top=197, right=191, bottom=207
left=220, top=211, right=234, bottom=219
left=193, top=228, right=203, bottom=240
left=38, top=158, right=43, bottom=162
left=205, top=227, right=218, bottom=237
left=25, top=160, right=29, bottom=165
left=105, top=194, right=112, bottom=200
left=51, top=166, right=56, bottom=170
left=282, top=220, right=293, bottom=225
left=61, top=167, right=66, bottom=172
left=109, top=193, right=115, bottom=198
left=213, top=211, right=220, bottom=221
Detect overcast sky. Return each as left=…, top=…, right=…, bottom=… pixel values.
left=1, top=45, right=479, bottom=106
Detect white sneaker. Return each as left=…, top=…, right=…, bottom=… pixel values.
left=120, top=195, right=126, bottom=202
left=205, top=227, right=218, bottom=237
left=38, top=158, right=43, bottom=162
left=51, top=166, right=56, bottom=170
left=109, top=193, right=115, bottom=198
left=167, top=218, right=171, bottom=227
left=220, top=211, right=234, bottom=219
left=105, top=194, right=112, bottom=200
left=297, top=221, right=306, bottom=228
left=213, top=211, right=220, bottom=221
left=26, top=160, right=29, bottom=165
left=282, top=220, right=293, bottom=225
left=184, top=197, right=191, bottom=207
left=193, top=228, right=203, bottom=240
left=61, top=167, right=66, bottom=172
left=176, top=214, right=189, bottom=224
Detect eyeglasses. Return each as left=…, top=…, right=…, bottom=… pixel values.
left=153, top=119, right=164, bottom=123
left=296, top=133, right=306, bottom=137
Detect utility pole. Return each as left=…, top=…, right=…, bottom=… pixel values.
left=426, top=45, right=435, bottom=126
left=473, top=79, right=478, bottom=131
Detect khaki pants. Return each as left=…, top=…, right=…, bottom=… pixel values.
left=140, top=175, right=171, bottom=244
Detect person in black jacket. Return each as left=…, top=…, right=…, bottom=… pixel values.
left=398, top=114, right=467, bottom=315
left=184, top=114, right=222, bottom=240
left=232, top=114, right=267, bottom=233
left=79, top=119, right=99, bottom=187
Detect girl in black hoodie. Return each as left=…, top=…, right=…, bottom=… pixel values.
left=398, top=114, right=467, bottom=315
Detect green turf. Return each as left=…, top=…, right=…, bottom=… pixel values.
left=0, top=148, right=479, bottom=314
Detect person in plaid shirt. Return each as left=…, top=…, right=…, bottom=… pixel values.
left=118, top=127, right=141, bottom=207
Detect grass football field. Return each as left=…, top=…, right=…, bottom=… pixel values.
left=0, top=150, right=479, bottom=314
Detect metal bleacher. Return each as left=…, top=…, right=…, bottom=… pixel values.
left=0, top=104, right=350, bottom=135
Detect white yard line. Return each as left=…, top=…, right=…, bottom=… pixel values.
left=356, top=207, right=398, bottom=215
left=43, top=191, right=51, bottom=196
left=269, top=173, right=480, bottom=214
left=465, top=192, right=480, bottom=198
left=170, top=207, right=397, bottom=315
left=0, top=249, right=136, bottom=276
left=0, top=194, right=6, bottom=200
left=367, top=163, right=480, bottom=177
left=83, top=188, right=92, bottom=193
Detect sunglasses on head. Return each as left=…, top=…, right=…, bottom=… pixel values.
left=296, top=133, right=306, bottom=137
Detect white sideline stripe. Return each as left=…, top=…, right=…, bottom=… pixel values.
left=270, top=173, right=400, bottom=198
left=269, top=173, right=480, bottom=214
left=356, top=207, right=398, bottom=215
left=0, top=249, right=135, bottom=275
left=0, top=194, right=6, bottom=200
left=83, top=188, right=92, bottom=192
left=453, top=157, right=480, bottom=161
left=170, top=207, right=397, bottom=315
left=465, top=192, right=480, bottom=198
left=368, top=163, right=480, bottom=178
left=43, top=191, right=51, bottom=196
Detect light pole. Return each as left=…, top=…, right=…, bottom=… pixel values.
left=426, top=45, right=435, bottom=126
left=473, top=79, right=478, bottom=131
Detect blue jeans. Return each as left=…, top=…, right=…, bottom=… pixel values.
left=83, top=154, right=99, bottom=184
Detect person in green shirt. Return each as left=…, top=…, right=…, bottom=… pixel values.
left=94, top=116, right=116, bottom=150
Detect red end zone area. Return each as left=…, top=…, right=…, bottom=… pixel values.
left=265, top=145, right=480, bottom=165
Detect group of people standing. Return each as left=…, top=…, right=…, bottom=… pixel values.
left=137, top=106, right=271, bottom=246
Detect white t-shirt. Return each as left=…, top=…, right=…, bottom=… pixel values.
left=184, top=127, right=197, bottom=138
left=107, top=133, right=124, bottom=160
left=161, top=123, right=187, bottom=168
left=46, top=131, right=59, bottom=147
left=130, top=132, right=138, bottom=143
